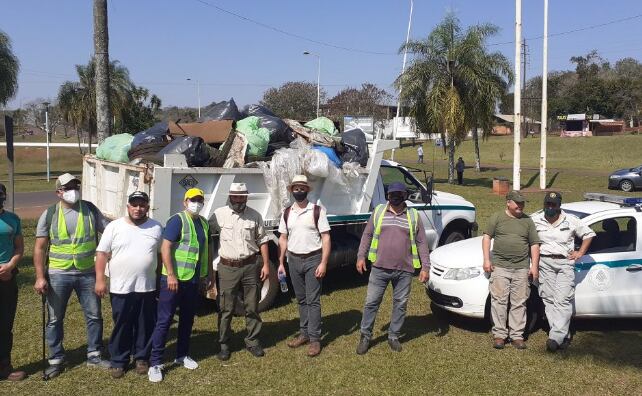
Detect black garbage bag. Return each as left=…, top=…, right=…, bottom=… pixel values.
left=201, top=98, right=241, bottom=121
left=246, top=104, right=294, bottom=143
left=156, top=136, right=211, bottom=167
left=340, top=128, right=369, bottom=167
left=131, top=122, right=169, bottom=150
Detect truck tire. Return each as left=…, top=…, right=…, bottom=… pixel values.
left=232, top=260, right=279, bottom=316
left=619, top=179, right=634, bottom=192
left=442, top=230, right=466, bottom=245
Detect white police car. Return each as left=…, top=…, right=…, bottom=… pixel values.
left=426, top=193, right=642, bottom=320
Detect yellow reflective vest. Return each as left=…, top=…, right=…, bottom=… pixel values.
left=368, top=204, right=421, bottom=269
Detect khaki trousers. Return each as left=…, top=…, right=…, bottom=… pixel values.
left=538, top=257, right=575, bottom=344
left=489, top=266, right=530, bottom=340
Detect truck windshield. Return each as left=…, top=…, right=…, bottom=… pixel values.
left=380, top=165, right=424, bottom=204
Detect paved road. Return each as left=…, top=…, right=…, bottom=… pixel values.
left=6, top=191, right=57, bottom=219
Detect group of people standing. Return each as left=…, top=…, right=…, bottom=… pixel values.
left=0, top=171, right=433, bottom=383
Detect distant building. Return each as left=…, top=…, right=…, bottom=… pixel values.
left=492, top=114, right=541, bottom=136
left=557, top=114, right=624, bottom=137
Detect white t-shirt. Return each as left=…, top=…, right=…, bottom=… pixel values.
left=96, top=217, right=163, bottom=294
left=278, top=202, right=330, bottom=254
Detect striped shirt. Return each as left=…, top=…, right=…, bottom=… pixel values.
left=357, top=205, right=431, bottom=273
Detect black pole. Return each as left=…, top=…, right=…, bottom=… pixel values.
left=2, top=116, right=14, bottom=212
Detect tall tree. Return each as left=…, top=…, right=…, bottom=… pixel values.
left=58, top=60, right=133, bottom=142
left=260, top=81, right=325, bottom=120
left=396, top=14, right=512, bottom=181
left=119, top=85, right=162, bottom=133
left=326, top=83, right=393, bottom=126
left=94, top=0, right=111, bottom=143
left=0, top=30, right=19, bottom=106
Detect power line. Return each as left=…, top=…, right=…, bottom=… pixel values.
left=192, top=0, right=396, bottom=55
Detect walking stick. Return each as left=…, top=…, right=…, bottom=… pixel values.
left=41, top=294, right=49, bottom=381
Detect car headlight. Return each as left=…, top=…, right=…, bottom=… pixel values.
left=609, top=175, right=620, bottom=179
left=442, top=267, right=481, bottom=280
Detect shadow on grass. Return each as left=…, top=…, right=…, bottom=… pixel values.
left=522, top=171, right=540, bottom=189
left=429, top=303, right=491, bottom=336
left=546, top=172, right=560, bottom=189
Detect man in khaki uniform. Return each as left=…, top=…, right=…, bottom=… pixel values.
left=210, top=183, right=270, bottom=361
left=482, top=190, right=541, bottom=350
left=533, top=192, right=594, bottom=352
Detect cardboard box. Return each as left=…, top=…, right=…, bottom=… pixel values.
left=168, top=120, right=234, bottom=144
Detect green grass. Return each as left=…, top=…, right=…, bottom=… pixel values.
left=2, top=135, right=642, bottom=394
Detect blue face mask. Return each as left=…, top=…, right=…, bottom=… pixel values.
left=544, top=207, right=559, bottom=218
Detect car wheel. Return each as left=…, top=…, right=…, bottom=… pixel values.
left=443, top=230, right=466, bottom=245
left=619, top=179, right=634, bottom=192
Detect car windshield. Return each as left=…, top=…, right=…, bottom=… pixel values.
left=530, top=209, right=589, bottom=219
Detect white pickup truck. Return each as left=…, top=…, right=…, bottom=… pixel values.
left=83, top=139, right=477, bottom=311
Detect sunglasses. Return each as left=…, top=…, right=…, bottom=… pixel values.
left=188, top=197, right=204, bottom=203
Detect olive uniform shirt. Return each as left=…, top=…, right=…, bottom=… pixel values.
left=484, top=211, right=541, bottom=269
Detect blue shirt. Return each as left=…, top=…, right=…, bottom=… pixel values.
left=0, top=210, right=21, bottom=265
left=162, top=213, right=206, bottom=282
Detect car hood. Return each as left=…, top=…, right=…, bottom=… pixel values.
left=611, top=168, right=634, bottom=176
left=431, top=191, right=475, bottom=208
left=430, top=236, right=486, bottom=269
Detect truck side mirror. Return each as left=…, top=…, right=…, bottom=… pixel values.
left=422, top=176, right=433, bottom=204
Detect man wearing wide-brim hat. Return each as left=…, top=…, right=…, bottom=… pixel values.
left=210, top=182, right=270, bottom=361
left=278, top=175, right=331, bottom=357
left=482, top=190, right=541, bottom=350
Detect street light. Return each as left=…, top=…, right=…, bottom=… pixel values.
left=186, top=78, right=201, bottom=118
left=43, top=101, right=51, bottom=182
left=391, top=0, right=414, bottom=161
left=303, top=51, right=321, bottom=118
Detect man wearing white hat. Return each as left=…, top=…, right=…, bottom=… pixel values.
left=32, top=173, right=111, bottom=378
left=210, top=182, right=270, bottom=361
left=278, top=175, right=331, bottom=357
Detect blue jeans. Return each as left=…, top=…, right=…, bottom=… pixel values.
left=360, top=266, right=412, bottom=340
left=109, top=292, right=157, bottom=369
left=46, top=272, right=104, bottom=364
left=149, top=276, right=198, bottom=366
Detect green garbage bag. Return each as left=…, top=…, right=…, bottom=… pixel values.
left=96, top=133, right=134, bottom=163
left=304, top=117, right=337, bottom=136
left=236, top=116, right=270, bottom=157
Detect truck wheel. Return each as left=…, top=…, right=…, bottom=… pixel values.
left=232, top=260, right=279, bottom=316
left=619, top=179, right=634, bottom=192
left=442, top=230, right=466, bottom=245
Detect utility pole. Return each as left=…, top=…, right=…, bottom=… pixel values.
left=513, top=0, right=522, bottom=191
left=522, top=39, right=529, bottom=138
left=540, top=0, right=549, bottom=190
left=391, top=0, right=414, bottom=161
left=94, top=0, right=111, bottom=144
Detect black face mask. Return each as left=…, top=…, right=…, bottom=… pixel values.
left=231, top=202, right=246, bottom=212
left=292, top=191, right=308, bottom=202
left=0, top=198, right=4, bottom=209
left=388, top=195, right=405, bottom=207
left=544, top=207, right=560, bottom=218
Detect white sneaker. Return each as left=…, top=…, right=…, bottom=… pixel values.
left=175, top=356, right=198, bottom=370
left=148, top=365, right=163, bottom=383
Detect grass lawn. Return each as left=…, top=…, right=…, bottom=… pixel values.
left=1, top=135, right=641, bottom=394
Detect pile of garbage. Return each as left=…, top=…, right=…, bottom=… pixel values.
left=96, top=97, right=370, bottom=175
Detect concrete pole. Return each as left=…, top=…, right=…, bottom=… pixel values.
left=513, top=0, right=522, bottom=191
left=391, top=0, right=413, bottom=161
left=45, top=108, right=50, bottom=182
left=539, top=0, right=549, bottom=190
left=316, top=57, right=321, bottom=118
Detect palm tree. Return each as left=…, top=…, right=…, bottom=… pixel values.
left=0, top=30, right=19, bottom=106
left=396, top=14, right=512, bottom=182
left=57, top=60, right=133, bottom=149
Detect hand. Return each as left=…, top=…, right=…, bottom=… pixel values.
left=315, top=263, right=327, bottom=279
left=95, top=279, right=108, bottom=298
left=277, top=264, right=286, bottom=278
left=199, top=277, right=210, bottom=294
left=568, top=251, right=584, bottom=261
left=483, top=260, right=494, bottom=273
left=34, top=277, right=48, bottom=295
left=260, top=263, right=270, bottom=282
left=529, top=266, right=539, bottom=280
left=0, top=270, right=12, bottom=282
left=419, top=270, right=430, bottom=283
left=166, top=274, right=178, bottom=293
left=356, top=259, right=367, bottom=274
left=0, top=264, right=10, bottom=277
left=206, top=283, right=218, bottom=300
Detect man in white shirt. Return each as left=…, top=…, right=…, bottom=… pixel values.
left=95, top=191, right=163, bottom=379
left=533, top=192, right=594, bottom=353
left=278, top=175, right=331, bottom=357
left=417, top=145, right=424, bottom=164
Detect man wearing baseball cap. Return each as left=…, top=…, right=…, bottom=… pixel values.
left=95, top=191, right=163, bottom=378
left=355, top=181, right=431, bottom=354
left=482, top=190, right=541, bottom=350
left=533, top=192, right=594, bottom=353
left=148, top=188, right=214, bottom=382
left=32, top=173, right=111, bottom=378
left=210, top=182, right=270, bottom=361
left=0, top=183, right=26, bottom=381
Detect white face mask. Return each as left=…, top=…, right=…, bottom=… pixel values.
left=187, top=201, right=203, bottom=214
left=62, top=189, right=80, bottom=204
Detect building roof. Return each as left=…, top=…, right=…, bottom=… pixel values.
left=494, top=114, right=541, bottom=124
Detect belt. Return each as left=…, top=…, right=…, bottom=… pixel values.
left=540, top=254, right=567, bottom=259
left=220, top=254, right=258, bottom=268
left=288, top=249, right=322, bottom=259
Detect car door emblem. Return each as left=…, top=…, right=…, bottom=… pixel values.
left=588, top=264, right=611, bottom=291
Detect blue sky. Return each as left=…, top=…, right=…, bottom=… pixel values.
left=2, top=0, right=641, bottom=110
